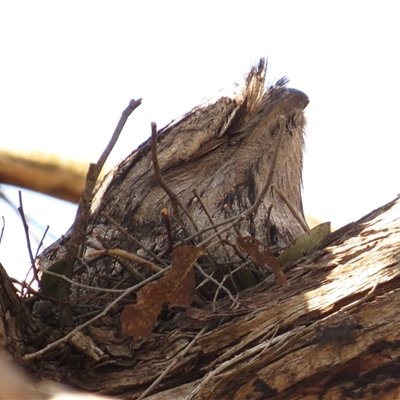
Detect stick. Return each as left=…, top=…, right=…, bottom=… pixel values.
left=23, top=265, right=170, bottom=361
left=246, top=115, right=285, bottom=217
left=272, top=184, right=309, bottom=233
left=60, top=99, right=142, bottom=325
left=150, top=122, right=199, bottom=233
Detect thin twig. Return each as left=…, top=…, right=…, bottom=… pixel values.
left=23, top=225, right=50, bottom=295
left=192, top=189, right=215, bottom=240
left=246, top=115, right=286, bottom=217
left=97, top=99, right=142, bottom=173
left=151, top=121, right=199, bottom=233
left=265, top=204, right=273, bottom=246
left=161, top=208, right=174, bottom=254
left=271, top=184, right=309, bottom=233
left=197, top=215, right=247, bottom=248
left=223, top=204, right=242, bottom=237
left=88, top=249, right=163, bottom=273
left=184, top=214, right=239, bottom=243
left=100, top=211, right=168, bottom=267
left=60, top=99, right=142, bottom=325
left=138, top=323, right=211, bottom=400
left=23, top=265, right=170, bottom=361
left=35, top=225, right=50, bottom=258
left=0, top=216, right=4, bottom=244
left=195, top=264, right=236, bottom=305
left=17, top=191, right=35, bottom=265
left=39, top=268, right=127, bottom=293
left=195, top=116, right=287, bottom=249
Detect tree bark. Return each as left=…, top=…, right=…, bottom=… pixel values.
left=2, top=60, right=399, bottom=399
left=1, top=197, right=400, bottom=398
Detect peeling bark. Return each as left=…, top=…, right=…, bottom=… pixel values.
left=1, top=197, right=400, bottom=398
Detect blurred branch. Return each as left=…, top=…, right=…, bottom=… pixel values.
left=0, top=150, right=87, bottom=203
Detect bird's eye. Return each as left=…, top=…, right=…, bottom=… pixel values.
left=270, top=125, right=280, bottom=137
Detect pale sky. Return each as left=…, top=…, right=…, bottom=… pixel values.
left=1, top=2, right=399, bottom=280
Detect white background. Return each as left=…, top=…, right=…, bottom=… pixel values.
left=1, top=2, right=399, bottom=280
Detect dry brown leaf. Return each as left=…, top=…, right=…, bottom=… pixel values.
left=236, top=236, right=289, bottom=288
left=121, top=246, right=205, bottom=339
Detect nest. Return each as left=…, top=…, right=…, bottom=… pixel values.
left=28, top=59, right=309, bottom=340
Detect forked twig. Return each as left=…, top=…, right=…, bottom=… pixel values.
left=195, top=264, right=237, bottom=306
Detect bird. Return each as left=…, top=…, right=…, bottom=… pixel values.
left=38, top=58, right=309, bottom=298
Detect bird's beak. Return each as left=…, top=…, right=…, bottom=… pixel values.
left=269, top=88, right=309, bottom=118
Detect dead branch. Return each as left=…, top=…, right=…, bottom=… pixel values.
left=60, top=99, right=142, bottom=325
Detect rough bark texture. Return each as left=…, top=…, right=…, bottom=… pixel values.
left=1, top=197, right=400, bottom=398
left=1, top=60, right=399, bottom=399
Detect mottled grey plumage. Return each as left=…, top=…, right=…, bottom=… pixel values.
left=38, top=59, right=309, bottom=293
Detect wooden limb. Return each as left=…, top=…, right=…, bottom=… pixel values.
left=0, top=150, right=86, bottom=203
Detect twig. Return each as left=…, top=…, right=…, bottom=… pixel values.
left=35, top=225, right=49, bottom=258
left=138, top=323, right=211, bottom=400
left=340, top=278, right=381, bottom=312
left=265, top=204, right=273, bottom=245
left=272, top=184, right=309, bottom=233
left=246, top=115, right=286, bottom=217
left=0, top=216, right=4, bottom=244
left=17, top=191, right=35, bottom=265
left=195, top=264, right=237, bottom=306
left=23, top=265, right=170, bottom=361
left=212, top=274, right=234, bottom=311
left=190, top=189, right=238, bottom=271
left=194, top=116, right=287, bottom=249
left=60, top=99, right=142, bottom=325
left=39, top=268, right=127, bottom=293
left=197, top=215, right=247, bottom=248
left=192, top=188, right=217, bottom=240
left=150, top=121, right=199, bottom=233
left=96, top=99, right=142, bottom=173
left=23, top=225, right=50, bottom=296
left=223, top=204, right=242, bottom=237
left=100, top=211, right=168, bottom=267
left=88, top=249, right=163, bottom=273
left=161, top=208, right=174, bottom=254
left=184, top=214, right=239, bottom=243
left=192, top=189, right=233, bottom=252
